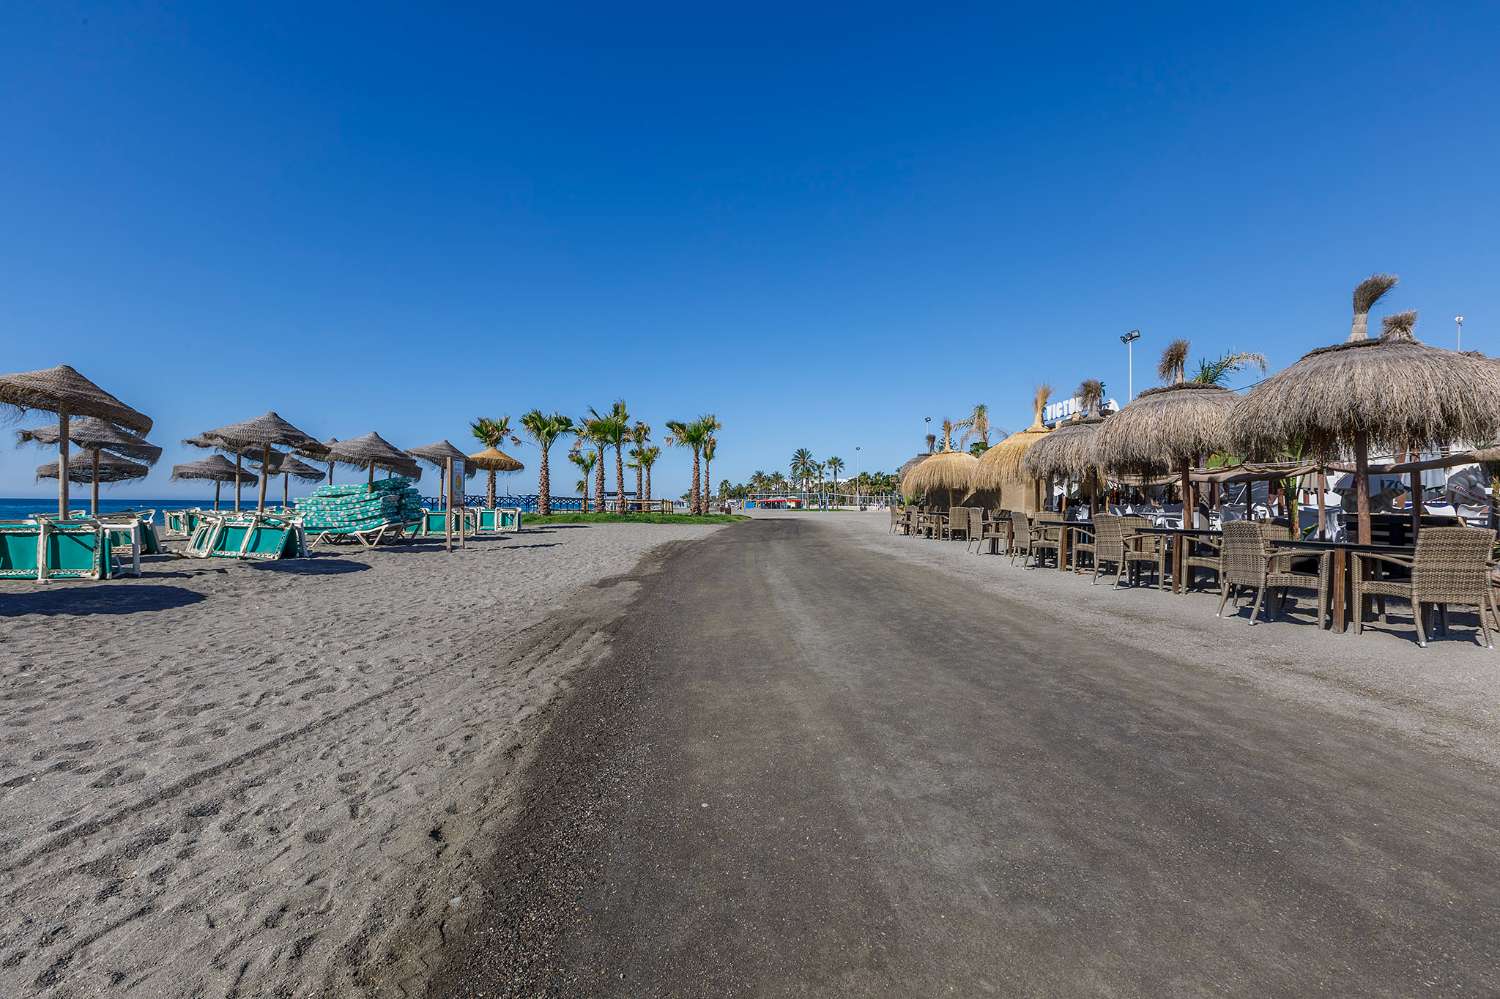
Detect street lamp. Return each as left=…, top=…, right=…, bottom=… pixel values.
left=1120, top=330, right=1142, bottom=401
left=854, top=445, right=862, bottom=509
left=1456, top=315, right=1465, bottom=351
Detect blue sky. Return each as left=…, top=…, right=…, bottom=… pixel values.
left=2, top=2, right=1497, bottom=498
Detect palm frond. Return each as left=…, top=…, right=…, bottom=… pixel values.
left=1157, top=339, right=1190, bottom=384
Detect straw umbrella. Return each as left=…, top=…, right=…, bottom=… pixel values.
left=327, top=432, right=422, bottom=485
left=190, top=412, right=321, bottom=514
left=0, top=364, right=152, bottom=518
left=1230, top=308, right=1500, bottom=543
left=1093, top=342, right=1236, bottom=527
left=1022, top=379, right=1107, bottom=516
left=254, top=452, right=327, bottom=508
left=409, top=440, right=475, bottom=551
left=901, top=422, right=979, bottom=510
left=38, top=453, right=150, bottom=492
left=466, top=445, right=524, bottom=505
left=170, top=455, right=259, bottom=511
left=18, top=417, right=163, bottom=515
left=971, top=386, right=1053, bottom=511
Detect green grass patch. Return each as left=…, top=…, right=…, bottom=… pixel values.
left=525, top=511, right=748, bottom=525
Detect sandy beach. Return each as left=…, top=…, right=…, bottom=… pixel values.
left=0, top=521, right=723, bottom=998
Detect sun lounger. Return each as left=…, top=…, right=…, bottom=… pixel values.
left=182, top=512, right=306, bottom=560
left=0, top=518, right=115, bottom=581
left=475, top=507, right=523, bottom=532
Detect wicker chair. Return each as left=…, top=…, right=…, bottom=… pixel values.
left=973, top=509, right=1006, bottom=555
left=1090, top=514, right=1135, bottom=586
left=1007, top=510, right=1035, bottom=565
left=1182, top=535, right=1222, bottom=592
left=963, top=508, right=988, bottom=553
left=1119, top=516, right=1170, bottom=589
left=1353, top=527, right=1496, bottom=648
left=1070, top=519, right=1096, bottom=574
left=1028, top=512, right=1063, bottom=569
left=889, top=506, right=904, bottom=534
left=944, top=506, right=971, bottom=542
left=1216, top=521, right=1330, bottom=627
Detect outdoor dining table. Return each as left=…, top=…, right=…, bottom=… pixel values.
left=1137, top=526, right=1222, bottom=594
left=1269, top=538, right=1418, bottom=635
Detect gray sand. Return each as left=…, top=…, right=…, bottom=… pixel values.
left=820, top=510, right=1500, bottom=768
left=0, top=522, right=721, bottom=998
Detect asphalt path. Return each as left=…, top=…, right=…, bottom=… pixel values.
left=434, top=516, right=1500, bottom=997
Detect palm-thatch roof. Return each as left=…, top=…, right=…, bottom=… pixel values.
left=37, top=453, right=150, bottom=484
left=327, top=432, right=422, bottom=479
left=171, top=455, right=260, bottom=483
left=0, top=364, right=152, bottom=433
left=194, top=411, right=320, bottom=452
left=1022, top=416, right=1106, bottom=481
left=254, top=452, right=327, bottom=481
left=896, top=453, right=930, bottom=482
left=17, top=417, right=163, bottom=464
left=1229, top=311, right=1500, bottom=460
left=466, top=445, right=524, bottom=472
left=902, top=449, right=978, bottom=498
left=971, top=385, right=1052, bottom=490
left=1092, top=381, right=1236, bottom=475
left=409, top=440, right=479, bottom=479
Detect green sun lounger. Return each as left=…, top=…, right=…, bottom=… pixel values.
left=182, top=513, right=306, bottom=560
left=0, top=519, right=114, bottom=581
left=476, top=507, right=522, bottom=532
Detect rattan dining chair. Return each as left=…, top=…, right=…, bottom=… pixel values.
left=1216, top=521, right=1330, bottom=627
left=1007, top=510, right=1035, bottom=565
left=889, top=506, right=903, bottom=534
left=1089, top=514, right=1127, bottom=585
left=1119, top=516, right=1169, bottom=589
left=944, top=506, right=971, bottom=542
left=1353, top=526, right=1496, bottom=648
left=1069, top=519, right=1096, bottom=574
left=1028, top=512, right=1063, bottom=569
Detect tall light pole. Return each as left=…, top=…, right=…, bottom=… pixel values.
left=1121, top=330, right=1142, bottom=401
left=1456, top=315, right=1465, bottom=351
left=854, top=445, right=862, bottom=509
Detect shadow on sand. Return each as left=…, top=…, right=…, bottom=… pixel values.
left=0, top=584, right=206, bottom=617
left=252, top=558, right=370, bottom=576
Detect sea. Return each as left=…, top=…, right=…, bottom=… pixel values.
left=0, top=494, right=592, bottom=522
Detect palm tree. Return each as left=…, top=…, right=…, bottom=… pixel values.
left=825, top=455, right=845, bottom=502
left=956, top=404, right=996, bottom=449
left=569, top=448, right=597, bottom=511
left=637, top=445, right=660, bottom=504
left=470, top=415, right=515, bottom=507
left=667, top=417, right=715, bottom=514
left=630, top=420, right=651, bottom=504
left=1193, top=350, right=1268, bottom=386
left=579, top=412, right=608, bottom=509
left=585, top=401, right=631, bottom=512
left=790, top=448, right=815, bottom=500
left=520, top=410, right=573, bottom=516
left=702, top=435, right=717, bottom=508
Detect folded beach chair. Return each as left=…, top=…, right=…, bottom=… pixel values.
left=181, top=512, right=305, bottom=561
left=0, top=518, right=114, bottom=581
left=475, top=507, right=523, bottom=532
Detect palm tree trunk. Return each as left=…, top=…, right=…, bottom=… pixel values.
left=615, top=444, right=626, bottom=513
left=538, top=445, right=552, bottom=516
left=691, top=448, right=702, bottom=514
left=635, top=464, right=643, bottom=508
left=595, top=446, right=606, bottom=512
left=581, top=471, right=589, bottom=512
left=645, top=465, right=652, bottom=505
left=703, top=458, right=712, bottom=510
left=487, top=469, right=497, bottom=508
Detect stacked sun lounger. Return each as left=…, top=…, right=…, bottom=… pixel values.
left=0, top=517, right=121, bottom=581
left=297, top=478, right=423, bottom=548
left=181, top=512, right=306, bottom=561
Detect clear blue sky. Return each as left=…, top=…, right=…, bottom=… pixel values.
left=3, top=2, right=1497, bottom=498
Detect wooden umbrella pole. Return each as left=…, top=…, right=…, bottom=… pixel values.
left=1409, top=453, right=1422, bottom=541
left=91, top=448, right=100, bottom=516
left=1316, top=468, right=1327, bottom=539
left=58, top=409, right=70, bottom=519
left=234, top=452, right=243, bottom=513
left=328, top=461, right=335, bottom=484
left=1181, top=457, right=1194, bottom=529
left=444, top=457, right=453, bottom=554
left=283, top=472, right=290, bottom=509
left=368, top=463, right=375, bottom=489
left=214, top=480, right=221, bottom=511
left=257, top=444, right=271, bottom=512
left=1354, top=430, right=1371, bottom=545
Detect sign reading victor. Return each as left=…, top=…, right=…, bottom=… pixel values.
left=1043, top=396, right=1119, bottom=427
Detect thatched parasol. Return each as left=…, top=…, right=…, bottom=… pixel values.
left=901, top=421, right=979, bottom=509
left=253, top=452, right=327, bottom=508
left=172, top=454, right=259, bottom=511
left=18, top=417, right=163, bottom=515
left=327, top=432, right=422, bottom=484
left=466, top=445, right=523, bottom=473
left=1093, top=342, right=1237, bottom=525
left=0, top=364, right=152, bottom=518
left=1023, top=379, right=1107, bottom=514
left=1230, top=306, right=1500, bottom=543
left=971, top=386, right=1052, bottom=509
left=409, top=441, right=476, bottom=551
left=896, top=453, right=930, bottom=484
left=192, top=411, right=320, bottom=513
left=38, top=453, right=150, bottom=488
